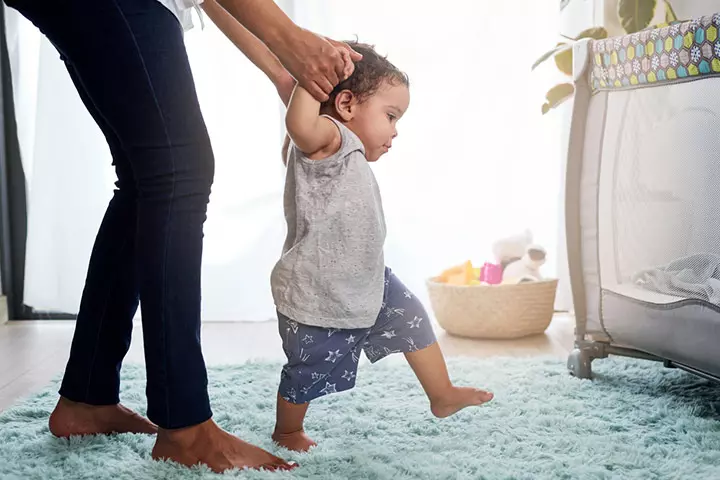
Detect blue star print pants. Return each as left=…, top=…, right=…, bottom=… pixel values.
left=277, top=268, right=437, bottom=404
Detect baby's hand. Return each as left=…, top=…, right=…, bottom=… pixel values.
left=325, top=37, right=359, bottom=81
left=339, top=50, right=354, bottom=80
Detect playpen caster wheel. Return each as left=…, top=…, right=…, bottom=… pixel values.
left=567, top=348, right=593, bottom=379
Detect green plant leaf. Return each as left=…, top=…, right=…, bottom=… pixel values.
left=617, top=0, right=657, bottom=34
left=664, top=1, right=677, bottom=23
left=532, top=26, right=608, bottom=74
left=531, top=43, right=572, bottom=71
left=542, top=83, right=575, bottom=115
left=554, top=44, right=574, bottom=76
left=575, top=26, right=609, bottom=40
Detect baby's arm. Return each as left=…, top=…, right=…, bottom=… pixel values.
left=285, top=86, right=341, bottom=160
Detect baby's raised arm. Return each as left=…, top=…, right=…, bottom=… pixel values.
left=284, top=86, right=341, bottom=160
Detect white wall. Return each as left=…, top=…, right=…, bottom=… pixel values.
left=560, top=0, right=603, bottom=37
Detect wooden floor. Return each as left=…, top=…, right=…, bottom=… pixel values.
left=0, top=315, right=575, bottom=413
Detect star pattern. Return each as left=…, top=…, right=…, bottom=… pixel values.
left=384, top=307, right=405, bottom=318
left=381, top=330, right=396, bottom=339
left=319, top=382, right=337, bottom=395
left=311, top=372, right=327, bottom=381
left=287, top=320, right=299, bottom=334
left=404, top=337, right=419, bottom=352
left=407, top=316, right=423, bottom=328
left=365, top=346, right=380, bottom=362
left=299, top=348, right=310, bottom=363
left=383, top=346, right=401, bottom=356
left=325, top=350, right=342, bottom=363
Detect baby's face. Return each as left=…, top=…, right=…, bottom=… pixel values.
left=349, top=82, right=410, bottom=162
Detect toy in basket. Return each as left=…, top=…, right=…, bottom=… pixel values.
left=426, top=231, right=558, bottom=339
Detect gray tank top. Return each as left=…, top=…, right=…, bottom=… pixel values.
left=271, top=116, right=386, bottom=329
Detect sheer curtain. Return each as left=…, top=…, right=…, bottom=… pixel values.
left=6, top=0, right=564, bottom=321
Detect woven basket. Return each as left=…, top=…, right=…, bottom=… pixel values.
left=426, top=278, right=558, bottom=339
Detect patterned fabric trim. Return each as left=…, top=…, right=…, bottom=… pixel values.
left=591, top=13, right=720, bottom=91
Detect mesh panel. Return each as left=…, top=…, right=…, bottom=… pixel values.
left=598, top=79, right=720, bottom=305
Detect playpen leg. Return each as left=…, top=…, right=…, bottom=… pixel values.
left=567, top=348, right=593, bottom=379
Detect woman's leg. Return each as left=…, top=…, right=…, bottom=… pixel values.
left=48, top=60, right=157, bottom=437
left=5, top=0, right=292, bottom=471
left=12, top=0, right=214, bottom=431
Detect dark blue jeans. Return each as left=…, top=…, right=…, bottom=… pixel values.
left=6, top=0, right=215, bottom=429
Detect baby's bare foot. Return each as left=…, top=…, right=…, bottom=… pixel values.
left=152, top=419, right=296, bottom=473
left=430, top=386, right=493, bottom=418
left=49, top=397, right=158, bottom=438
left=272, top=429, right=317, bottom=452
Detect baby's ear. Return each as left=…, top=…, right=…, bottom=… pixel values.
left=334, top=90, right=356, bottom=121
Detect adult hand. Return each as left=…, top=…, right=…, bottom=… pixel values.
left=273, top=28, right=362, bottom=102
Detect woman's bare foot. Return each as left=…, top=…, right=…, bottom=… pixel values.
left=152, top=419, right=297, bottom=473
left=430, top=386, right=494, bottom=418
left=48, top=397, right=158, bottom=438
left=272, top=429, right=317, bottom=452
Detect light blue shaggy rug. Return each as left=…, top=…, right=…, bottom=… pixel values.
left=1, top=356, right=719, bottom=479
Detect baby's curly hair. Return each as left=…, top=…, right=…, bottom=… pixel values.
left=321, top=41, right=409, bottom=113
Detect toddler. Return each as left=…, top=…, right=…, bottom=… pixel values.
left=271, top=42, right=493, bottom=452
